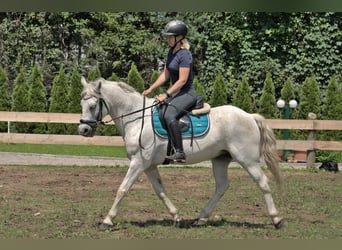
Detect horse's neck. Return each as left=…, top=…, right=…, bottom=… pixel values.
left=103, top=83, right=153, bottom=135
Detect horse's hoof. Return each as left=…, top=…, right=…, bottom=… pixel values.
left=192, top=218, right=207, bottom=227
left=274, top=218, right=284, bottom=229
left=99, top=222, right=113, bottom=231
left=174, top=217, right=183, bottom=228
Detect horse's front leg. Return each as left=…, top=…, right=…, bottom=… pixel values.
left=100, top=159, right=146, bottom=230
left=144, top=166, right=181, bottom=225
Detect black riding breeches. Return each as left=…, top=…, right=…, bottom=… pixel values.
left=159, top=89, right=197, bottom=128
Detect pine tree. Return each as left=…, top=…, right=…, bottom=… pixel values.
left=258, top=72, right=276, bottom=118
left=194, top=76, right=207, bottom=102
left=0, top=66, right=10, bottom=132
left=281, top=78, right=295, bottom=104
left=27, top=64, right=46, bottom=133
left=107, top=72, right=119, bottom=81
left=232, top=76, right=253, bottom=113
left=48, top=66, right=69, bottom=134
left=297, top=74, right=321, bottom=120
left=150, top=70, right=163, bottom=97
left=280, top=78, right=296, bottom=119
left=11, top=70, right=30, bottom=132
left=209, top=74, right=227, bottom=107
left=321, top=75, right=342, bottom=140
left=127, top=62, right=144, bottom=93
left=67, top=67, right=82, bottom=134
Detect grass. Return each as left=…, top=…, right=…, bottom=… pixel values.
left=0, top=142, right=127, bottom=158
left=1, top=165, right=342, bottom=239
left=1, top=143, right=342, bottom=239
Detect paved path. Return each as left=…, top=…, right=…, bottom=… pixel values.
left=0, top=151, right=319, bottom=169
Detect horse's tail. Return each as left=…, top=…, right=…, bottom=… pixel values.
left=252, top=114, right=283, bottom=190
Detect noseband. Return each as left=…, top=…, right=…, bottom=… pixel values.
left=79, top=96, right=109, bottom=129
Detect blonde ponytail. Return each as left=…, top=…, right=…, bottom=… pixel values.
left=181, top=38, right=190, bottom=50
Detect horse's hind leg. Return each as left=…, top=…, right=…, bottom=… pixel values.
left=244, top=165, right=283, bottom=229
left=144, top=166, right=181, bottom=224
left=195, top=155, right=230, bottom=225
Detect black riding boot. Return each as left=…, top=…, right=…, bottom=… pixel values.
left=165, top=120, right=186, bottom=162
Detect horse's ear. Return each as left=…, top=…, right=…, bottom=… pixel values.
left=94, top=80, right=102, bottom=92
left=81, top=76, right=87, bottom=87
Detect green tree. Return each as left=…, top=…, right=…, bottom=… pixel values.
left=27, top=64, right=47, bottom=133
left=281, top=78, right=295, bottom=104
left=67, top=67, right=82, bottom=134
left=0, top=65, right=10, bottom=132
left=258, top=72, right=276, bottom=118
left=297, top=74, right=321, bottom=120
left=150, top=70, right=163, bottom=97
left=107, top=72, right=120, bottom=81
left=209, top=74, right=227, bottom=107
left=280, top=78, right=296, bottom=119
left=232, top=76, right=253, bottom=113
left=48, top=66, right=69, bottom=134
left=127, top=62, right=144, bottom=93
left=194, top=76, right=207, bottom=102
left=11, top=70, right=30, bottom=132
left=321, top=75, right=342, bottom=140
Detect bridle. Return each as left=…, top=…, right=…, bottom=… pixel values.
left=79, top=93, right=159, bottom=149
left=79, top=95, right=110, bottom=129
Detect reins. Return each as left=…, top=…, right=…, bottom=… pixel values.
left=111, top=100, right=159, bottom=122
left=80, top=95, right=159, bottom=150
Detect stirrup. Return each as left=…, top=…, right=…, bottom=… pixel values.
left=165, top=151, right=186, bottom=163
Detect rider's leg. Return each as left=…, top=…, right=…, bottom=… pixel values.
left=166, top=119, right=186, bottom=162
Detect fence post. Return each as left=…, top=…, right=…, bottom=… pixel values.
left=307, top=112, right=317, bottom=168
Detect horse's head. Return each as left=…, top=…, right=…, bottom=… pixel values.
left=78, top=77, right=108, bottom=137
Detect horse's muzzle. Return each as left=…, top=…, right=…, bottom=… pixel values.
left=78, top=122, right=96, bottom=137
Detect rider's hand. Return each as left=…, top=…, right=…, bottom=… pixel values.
left=155, top=93, right=168, bottom=103
left=142, top=88, right=152, bottom=96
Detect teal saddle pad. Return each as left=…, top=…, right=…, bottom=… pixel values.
left=152, top=107, right=210, bottom=139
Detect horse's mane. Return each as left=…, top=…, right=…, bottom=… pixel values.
left=81, top=77, right=139, bottom=98
left=116, top=81, right=137, bottom=94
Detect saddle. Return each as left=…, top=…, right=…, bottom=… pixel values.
left=152, top=96, right=211, bottom=139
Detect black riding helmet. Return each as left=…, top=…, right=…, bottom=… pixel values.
left=161, top=20, right=188, bottom=37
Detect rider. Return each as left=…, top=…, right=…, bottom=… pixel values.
left=142, top=20, right=197, bottom=162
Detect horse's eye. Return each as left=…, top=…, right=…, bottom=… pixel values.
left=89, top=102, right=96, bottom=110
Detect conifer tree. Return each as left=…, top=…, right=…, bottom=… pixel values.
left=48, top=66, right=69, bottom=134
left=232, top=76, right=253, bottom=113
left=281, top=78, right=295, bottom=104
left=209, top=74, right=227, bottom=107
left=28, top=64, right=46, bottom=133
left=258, top=72, right=276, bottom=118
left=321, top=75, right=342, bottom=140
left=194, top=76, right=207, bottom=102
left=67, top=67, right=82, bottom=134
left=11, top=70, right=30, bottom=132
left=280, top=78, right=296, bottom=119
left=127, top=62, right=144, bottom=93
left=107, top=72, right=119, bottom=81
left=0, top=66, right=11, bottom=132
left=297, top=74, right=321, bottom=120
left=150, top=70, right=163, bottom=97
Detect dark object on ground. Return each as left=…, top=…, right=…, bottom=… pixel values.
left=319, top=161, right=339, bottom=173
